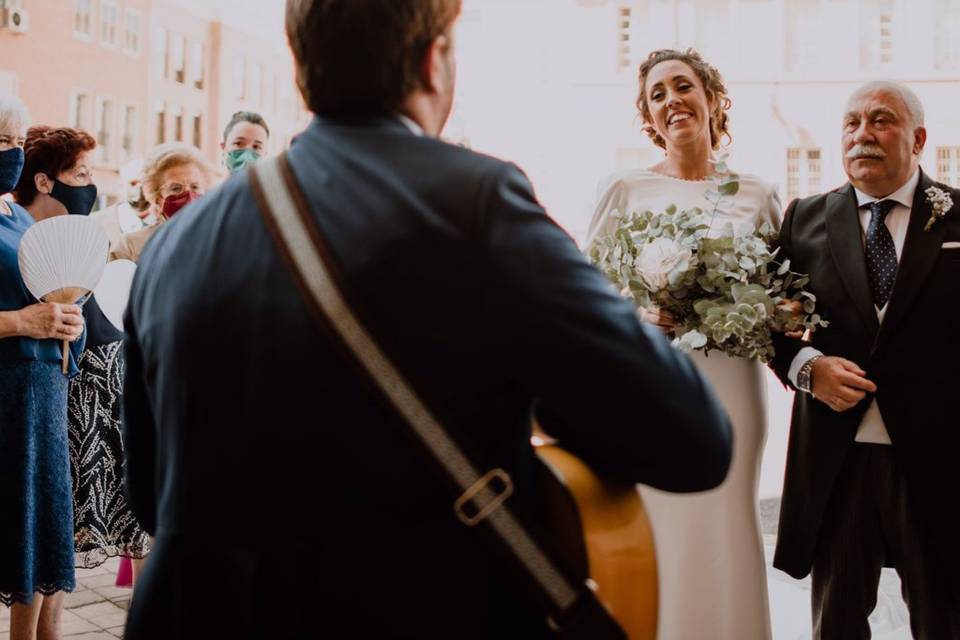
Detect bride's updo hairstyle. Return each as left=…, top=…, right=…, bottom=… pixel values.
left=636, top=48, right=732, bottom=151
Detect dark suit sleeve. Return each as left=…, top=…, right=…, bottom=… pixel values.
left=769, top=197, right=806, bottom=388
left=122, top=289, right=157, bottom=535
left=480, top=163, right=732, bottom=492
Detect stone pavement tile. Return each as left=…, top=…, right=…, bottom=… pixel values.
left=61, top=613, right=99, bottom=636
left=89, top=612, right=127, bottom=630
left=101, top=557, right=121, bottom=572
left=78, top=573, right=118, bottom=589
left=71, top=601, right=125, bottom=621
left=0, top=631, right=8, bottom=640
left=93, top=585, right=132, bottom=600
left=63, top=633, right=116, bottom=640
left=76, top=565, right=111, bottom=579
left=65, top=588, right=105, bottom=609
left=110, top=596, right=131, bottom=611
left=108, top=625, right=125, bottom=638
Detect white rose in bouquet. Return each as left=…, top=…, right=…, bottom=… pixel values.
left=588, top=158, right=829, bottom=362
left=635, top=237, right=693, bottom=290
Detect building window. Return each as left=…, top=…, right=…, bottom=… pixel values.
left=172, top=34, right=186, bottom=84
left=155, top=27, right=168, bottom=78
left=155, top=101, right=166, bottom=144
left=786, top=148, right=801, bottom=201
left=934, top=0, right=960, bottom=71
left=95, top=98, right=113, bottom=164
left=786, top=147, right=822, bottom=201
left=190, top=42, right=205, bottom=90
left=936, top=147, right=960, bottom=187
left=784, top=0, right=821, bottom=72
left=123, top=9, right=141, bottom=54
left=616, top=6, right=632, bottom=70
left=806, top=149, right=821, bottom=196
left=71, top=93, right=89, bottom=130
left=861, top=0, right=896, bottom=69
left=74, top=0, right=92, bottom=37
left=121, top=105, right=136, bottom=161
left=174, top=107, right=184, bottom=142
left=100, top=1, right=118, bottom=46
left=879, top=13, right=893, bottom=64
left=193, top=114, right=202, bottom=149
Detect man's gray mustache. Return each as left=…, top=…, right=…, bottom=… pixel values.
left=847, top=144, right=886, bottom=160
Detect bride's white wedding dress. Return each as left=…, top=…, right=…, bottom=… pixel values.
left=588, top=169, right=781, bottom=640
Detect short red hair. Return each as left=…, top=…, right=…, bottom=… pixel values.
left=13, top=126, right=97, bottom=207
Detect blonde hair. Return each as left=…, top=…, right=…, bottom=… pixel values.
left=140, top=142, right=212, bottom=206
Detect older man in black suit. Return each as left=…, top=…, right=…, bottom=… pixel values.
left=121, top=1, right=732, bottom=638
left=771, top=80, right=960, bottom=639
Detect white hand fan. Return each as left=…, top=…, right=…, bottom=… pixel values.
left=18, top=215, right=110, bottom=372
left=93, top=259, right=137, bottom=331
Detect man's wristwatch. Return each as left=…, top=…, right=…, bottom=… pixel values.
left=797, top=355, right=823, bottom=395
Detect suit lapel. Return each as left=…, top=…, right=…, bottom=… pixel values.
left=874, top=171, right=951, bottom=350
left=825, top=184, right=880, bottom=336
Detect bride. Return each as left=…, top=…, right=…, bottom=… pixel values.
left=587, top=48, right=778, bottom=640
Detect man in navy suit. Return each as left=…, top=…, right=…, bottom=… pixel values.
left=771, top=81, right=960, bottom=639
left=122, top=1, right=732, bottom=637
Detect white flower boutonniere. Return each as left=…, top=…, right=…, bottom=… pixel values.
left=924, top=186, right=954, bottom=232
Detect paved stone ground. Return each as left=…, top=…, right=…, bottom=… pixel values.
left=0, top=556, right=128, bottom=639
left=2, top=500, right=908, bottom=639
left=760, top=496, right=781, bottom=535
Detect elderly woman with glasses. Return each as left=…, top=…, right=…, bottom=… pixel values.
left=110, top=142, right=212, bottom=263
left=0, top=96, right=87, bottom=640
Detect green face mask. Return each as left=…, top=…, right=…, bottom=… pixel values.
left=224, top=148, right=261, bottom=173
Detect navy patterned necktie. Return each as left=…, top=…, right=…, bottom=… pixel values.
left=864, top=199, right=898, bottom=309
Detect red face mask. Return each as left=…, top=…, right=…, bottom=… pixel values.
left=161, top=190, right=199, bottom=219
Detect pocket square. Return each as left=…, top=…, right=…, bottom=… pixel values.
left=943, top=242, right=960, bottom=249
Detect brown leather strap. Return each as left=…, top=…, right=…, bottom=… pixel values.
left=248, top=154, right=622, bottom=639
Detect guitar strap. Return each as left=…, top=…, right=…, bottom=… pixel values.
left=249, top=153, right=625, bottom=639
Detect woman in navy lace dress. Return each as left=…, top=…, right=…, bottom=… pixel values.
left=0, top=95, right=85, bottom=639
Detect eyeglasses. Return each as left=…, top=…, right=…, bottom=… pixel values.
left=160, top=182, right=205, bottom=198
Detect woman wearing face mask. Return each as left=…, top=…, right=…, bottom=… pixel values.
left=15, top=126, right=152, bottom=593
left=90, top=159, right=153, bottom=253
left=110, top=142, right=212, bottom=262
left=587, top=49, right=781, bottom=640
left=0, top=100, right=86, bottom=640
left=221, top=111, right=269, bottom=175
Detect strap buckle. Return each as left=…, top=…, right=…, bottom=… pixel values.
left=453, top=468, right=514, bottom=527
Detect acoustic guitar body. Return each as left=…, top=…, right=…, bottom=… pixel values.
left=535, top=444, right=658, bottom=640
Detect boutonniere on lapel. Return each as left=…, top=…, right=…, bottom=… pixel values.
left=924, top=186, right=954, bottom=232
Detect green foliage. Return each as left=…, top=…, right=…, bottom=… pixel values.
left=587, top=158, right=828, bottom=363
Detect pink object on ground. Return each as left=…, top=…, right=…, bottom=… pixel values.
left=115, top=556, right=133, bottom=587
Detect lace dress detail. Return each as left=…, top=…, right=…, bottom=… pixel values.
left=69, top=340, right=151, bottom=568
left=0, top=362, right=77, bottom=606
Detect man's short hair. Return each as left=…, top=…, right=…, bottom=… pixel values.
left=285, top=0, right=461, bottom=116
left=850, top=80, right=925, bottom=128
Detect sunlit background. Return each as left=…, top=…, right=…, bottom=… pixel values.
left=3, top=1, right=952, bottom=636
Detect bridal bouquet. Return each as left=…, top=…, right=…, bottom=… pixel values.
left=587, top=161, right=826, bottom=362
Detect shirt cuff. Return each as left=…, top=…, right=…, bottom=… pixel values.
left=788, top=346, right=825, bottom=388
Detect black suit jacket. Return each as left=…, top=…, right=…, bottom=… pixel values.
left=122, top=116, right=733, bottom=639
left=770, top=171, right=960, bottom=591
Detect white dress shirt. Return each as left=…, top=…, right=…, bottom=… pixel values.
left=396, top=113, right=424, bottom=137
left=789, top=169, right=919, bottom=444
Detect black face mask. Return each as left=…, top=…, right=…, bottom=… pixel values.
left=50, top=179, right=98, bottom=216
left=0, top=147, right=24, bottom=194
